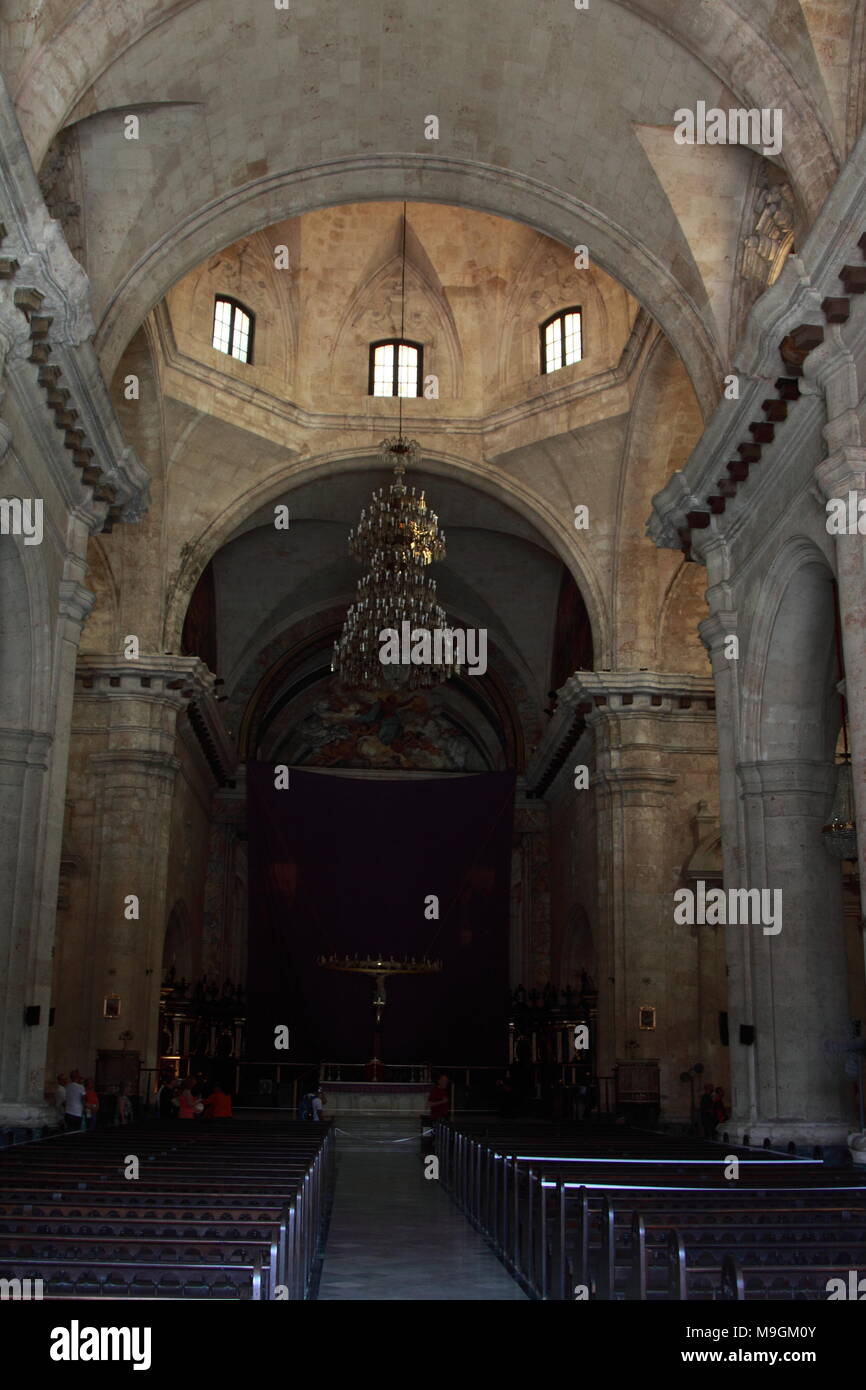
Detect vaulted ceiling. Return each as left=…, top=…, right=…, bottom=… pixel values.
left=6, top=0, right=862, bottom=414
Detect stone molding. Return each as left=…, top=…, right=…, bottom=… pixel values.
left=74, top=654, right=215, bottom=705
left=815, top=444, right=866, bottom=500
left=154, top=295, right=655, bottom=451
left=591, top=766, right=677, bottom=804
left=0, top=82, right=148, bottom=527
left=58, top=578, right=96, bottom=630
left=526, top=670, right=716, bottom=794
left=88, top=749, right=181, bottom=785
left=648, top=121, right=866, bottom=558
left=0, top=727, right=52, bottom=768
left=560, top=669, right=716, bottom=718
left=699, top=610, right=739, bottom=658
left=738, top=757, right=837, bottom=804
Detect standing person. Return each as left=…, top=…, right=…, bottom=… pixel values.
left=176, top=1078, right=197, bottom=1119
left=156, top=1075, right=176, bottom=1119
left=712, top=1086, right=728, bottom=1130
left=115, top=1081, right=133, bottom=1125
left=54, top=1074, right=68, bottom=1125
left=310, top=1089, right=326, bottom=1122
left=83, top=1078, right=100, bottom=1131
left=64, top=1071, right=86, bottom=1132
left=427, top=1074, right=450, bottom=1122
left=699, top=1083, right=716, bottom=1139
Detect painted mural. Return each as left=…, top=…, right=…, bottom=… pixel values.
left=298, top=687, right=480, bottom=771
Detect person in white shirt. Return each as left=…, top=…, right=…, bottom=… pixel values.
left=311, top=1091, right=326, bottom=1122
left=64, top=1070, right=86, bottom=1132
left=54, top=1074, right=68, bottom=1123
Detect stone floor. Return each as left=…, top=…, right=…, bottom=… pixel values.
left=316, top=1116, right=527, bottom=1300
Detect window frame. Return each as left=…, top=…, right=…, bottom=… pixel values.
left=368, top=338, right=424, bottom=397
left=212, top=295, right=255, bottom=365
left=539, top=307, right=583, bottom=375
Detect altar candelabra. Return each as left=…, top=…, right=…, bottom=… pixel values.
left=317, top=952, right=442, bottom=1071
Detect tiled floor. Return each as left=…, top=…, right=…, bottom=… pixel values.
left=316, top=1116, right=527, bottom=1300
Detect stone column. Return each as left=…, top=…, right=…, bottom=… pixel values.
left=0, top=575, right=94, bottom=1129
left=52, top=657, right=213, bottom=1082
left=512, top=801, right=551, bottom=989
left=0, top=729, right=54, bottom=1128
left=816, top=447, right=866, bottom=915
left=202, top=788, right=247, bottom=984
left=559, top=672, right=717, bottom=1120
left=737, top=759, right=850, bottom=1145
left=697, top=548, right=758, bottom=1136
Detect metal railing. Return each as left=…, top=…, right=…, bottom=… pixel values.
left=434, top=1122, right=699, bottom=1301
left=320, top=1062, right=430, bottom=1083
left=278, top=1122, right=335, bottom=1299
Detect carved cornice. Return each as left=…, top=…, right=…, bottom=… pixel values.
left=559, top=670, right=716, bottom=719
left=182, top=690, right=237, bottom=789
left=75, top=654, right=214, bottom=706
left=524, top=670, right=716, bottom=797
left=648, top=119, right=866, bottom=561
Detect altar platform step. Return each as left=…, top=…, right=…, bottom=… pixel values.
left=316, top=1118, right=526, bottom=1300
left=321, top=1082, right=429, bottom=1115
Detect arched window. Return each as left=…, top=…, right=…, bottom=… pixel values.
left=368, top=339, right=423, bottom=397
left=212, top=296, right=254, bottom=363
left=540, top=308, right=582, bottom=374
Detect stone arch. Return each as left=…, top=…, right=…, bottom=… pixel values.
left=230, top=602, right=538, bottom=772
left=163, top=445, right=613, bottom=669
left=93, top=161, right=724, bottom=417
left=657, top=561, right=711, bottom=677
left=0, top=526, right=52, bottom=733
left=14, top=0, right=838, bottom=229
left=740, top=538, right=838, bottom=765
left=614, top=330, right=706, bottom=668
left=0, top=538, right=34, bottom=730
left=80, top=537, right=121, bottom=655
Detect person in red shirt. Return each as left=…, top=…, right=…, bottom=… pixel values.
left=203, top=1084, right=233, bottom=1118
left=176, top=1079, right=197, bottom=1119
left=427, top=1074, right=450, bottom=1121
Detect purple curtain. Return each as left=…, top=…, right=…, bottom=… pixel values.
left=246, top=767, right=515, bottom=1066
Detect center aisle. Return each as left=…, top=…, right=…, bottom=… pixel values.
left=316, top=1116, right=527, bottom=1300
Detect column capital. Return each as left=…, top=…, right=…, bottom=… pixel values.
left=699, top=611, right=738, bottom=653
left=815, top=445, right=866, bottom=501
left=58, top=578, right=96, bottom=631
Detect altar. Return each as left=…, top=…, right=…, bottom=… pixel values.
left=321, top=1082, right=431, bottom=1115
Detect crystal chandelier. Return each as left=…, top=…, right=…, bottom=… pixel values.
left=331, top=436, right=458, bottom=690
